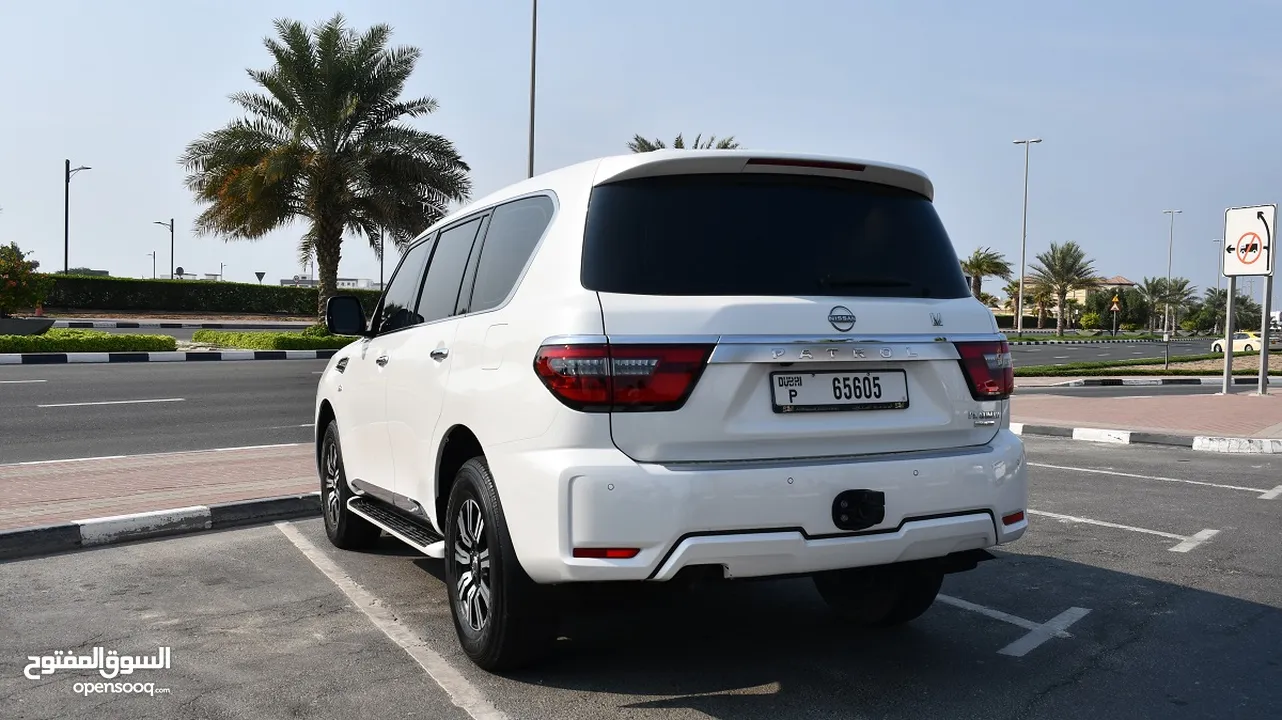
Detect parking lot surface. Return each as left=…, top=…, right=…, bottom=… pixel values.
left=2, top=437, right=1279, bottom=719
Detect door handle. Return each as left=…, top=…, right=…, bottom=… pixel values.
left=376, top=355, right=390, bottom=367
left=430, top=348, right=450, bottom=361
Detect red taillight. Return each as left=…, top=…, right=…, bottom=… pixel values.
left=954, top=340, right=1014, bottom=400
left=1002, top=511, right=1026, bottom=526
left=572, top=547, right=640, bottom=559
left=533, top=343, right=713, bottom=412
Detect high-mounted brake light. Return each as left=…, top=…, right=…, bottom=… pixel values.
left=744, top=157, right=868, bottom=172
left=954, top=340, right=1014, bottom=400
left=533, top=343, right=713, bottom=412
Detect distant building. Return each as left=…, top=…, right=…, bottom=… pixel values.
left=279, top=276, right=382, bottom=291
left=1068, top=275, right=1137, bottom=304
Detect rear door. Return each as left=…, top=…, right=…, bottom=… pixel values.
left=580, top=169, right=1010, bottom=463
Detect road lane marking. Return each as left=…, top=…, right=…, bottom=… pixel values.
left=0, top=379, right=47, bottom=384
left=1, top=442, right=306, bottom=467
left=1027, top=509, right=1218, bottom=552
left=37, top=397, right=185, bottom=408
left=263, top=423, right=314, bottom=430
left=1029, top=461, right=1275, bottom=497
left=1053, top=356, right=1070, bottom=359
left=276, top=521, right=508, bottom=720
left=1169, top=529, right=1220, bottom=553
left=998, top=607, right=1092, bottom=657
left=936, top=595, right=1090, bottom=657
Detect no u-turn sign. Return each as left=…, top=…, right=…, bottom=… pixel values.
left=1223, top=204, right=1276, bottom=277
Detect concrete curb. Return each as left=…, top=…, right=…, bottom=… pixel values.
left=1011, top=422, right=1282, bottom=454
left=1040, top=377, right=1276, bottom=387
left=0, top=492, right=321, bottom=562
left=0, top=350, right=338, bottom=364
left=1008, top=339, right=1162, bottom=345
left=52, top=320, right=311, bottom=330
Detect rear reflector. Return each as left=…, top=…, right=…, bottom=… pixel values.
left=954, top=340, right=1014, bottom=400
left=1002, top=511, right=1026, bottom=526
left=572, top=548, right=640, bottom=559
left=744, top=157, right=868, bottom=172
left=533, top=343, right=713, bottom=412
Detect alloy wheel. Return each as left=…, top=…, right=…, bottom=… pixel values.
left=322, top=439, right=342, bottom=528
left=453, top=498, right=492, bottom=632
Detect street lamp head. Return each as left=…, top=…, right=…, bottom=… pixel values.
left=153, top=220, right=170, bottom=228
left=1013, top=138, right=1042, bottom=145
left=1163, top=209, right=1183, bottom=215
left=73, top=166, right=90, bottom=172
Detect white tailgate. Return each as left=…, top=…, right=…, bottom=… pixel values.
left=599, top=293, right=1004, bottom=463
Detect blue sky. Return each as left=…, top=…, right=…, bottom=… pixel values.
left=1, top=0, right=1280, bottom=307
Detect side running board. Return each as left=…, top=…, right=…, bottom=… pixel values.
left=347, top=497, right=446, bottom=559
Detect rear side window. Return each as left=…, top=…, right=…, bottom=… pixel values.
left=417, top=217, right=483, bottom=324
left=581, top=173, right=970, bottom=299
left=467, top=196, right=555, bottom=313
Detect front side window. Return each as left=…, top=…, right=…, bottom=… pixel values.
left=375, top=237, right=434, bottom=335
left=418, top=217, right=484, bottom=324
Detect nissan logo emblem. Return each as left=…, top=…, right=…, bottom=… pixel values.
left=827, top=305, right=856, bottom=332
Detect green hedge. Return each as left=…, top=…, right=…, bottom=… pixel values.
left=1016, top=352, right=1252, bottom=376
left=0, top=328, right=177, bottom=353
left=40, top=274, right=381, bottom=317
left=192, top=329, right=358, bottom=350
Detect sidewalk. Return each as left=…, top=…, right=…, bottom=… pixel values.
left=0, top=444, right=315, bottom=532
left=1011, top=392, right=1282, bottom=439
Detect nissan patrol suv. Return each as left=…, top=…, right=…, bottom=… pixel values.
left=315, top=150, right=1029, bottom=672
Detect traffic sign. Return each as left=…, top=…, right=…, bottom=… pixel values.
left=1223, top=204, right=1276, bottom=277
left=1109, top=301, right=1121, bottom=312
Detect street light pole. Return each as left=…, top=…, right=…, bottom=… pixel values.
left=1012, top=138, right=1042, bottom=336
left=153, top=219, right=174, bottom=279
left=1162, top=209, right=1182, bottom=334
left=527, top=0, right=538, bottom=179
left=63, top=159, right=92, bottom=273
left=146, top=251, right=156, bottom=279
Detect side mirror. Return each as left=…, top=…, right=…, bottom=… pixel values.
left=326, top=295, right=370, bottom=337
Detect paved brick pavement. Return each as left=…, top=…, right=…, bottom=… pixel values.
left=1011, top=392, right=1282, bottom=438
left=0, top=444, right=315, bottom=531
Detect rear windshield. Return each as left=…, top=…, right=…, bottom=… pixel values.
left=581, top=173, right=970, bottom=298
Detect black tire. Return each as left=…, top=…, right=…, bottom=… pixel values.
left=319, top=422, right=382, bottom=550
left=445, top=457, right=557, bottom=672
left=1213, top=344, right=1222, bottom=353
left=1245, top=345, right=1254, bottom=353
left=813, top=564, right=944, bottom=628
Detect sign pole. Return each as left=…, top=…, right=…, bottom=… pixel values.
left=1222, top=276, right=1236, bottom=394
left=1260, top=274, right=1274, bottom=395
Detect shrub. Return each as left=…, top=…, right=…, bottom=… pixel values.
left=1078, top=312, right=1102, bottom=330
left=0, top=328, right=177, bottom=353
left=1119, top=322, right=1142, bottom=332
left=39, top=274, right=381, bottom=317
left=0, top=243, right=55, bottom=318
left=192, top=329, right=357, bottom=350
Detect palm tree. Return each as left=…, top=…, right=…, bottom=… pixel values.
left=180, top=14, right=471, bottom=316
left=1164, top=277, right=1198, bottom=332
left=960, top=247, right=1013, bottom=300
left=627, top=133, right=740, bottom=153
left=1136, top=277, right=1167, bottom=333
left=1027, top=241, right=1099, bottom=336
left=1028, top=282, right=1054, bottom=329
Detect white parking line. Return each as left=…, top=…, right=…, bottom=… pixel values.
left=936, top=595, right=1090, bottom=657
left=1, top=442, right=305, bottom=467
left=37, top=397, right=185, bottom=408
left=0, top=379, right=47, bottom=384
left=276, top=522, right=507, bottom=720
left=1028, top=509, right=1219, bottom=552
left=1029, top=462, right=1277, bottom=499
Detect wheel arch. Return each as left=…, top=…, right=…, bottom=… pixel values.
left=436, top=424, right=486, bottom=530
left=315, top=399, right=337, bottom=473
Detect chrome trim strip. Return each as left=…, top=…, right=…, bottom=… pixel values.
left=709, top=341, right=960, bottom=364
left=654, top=442, right=995, bottom=472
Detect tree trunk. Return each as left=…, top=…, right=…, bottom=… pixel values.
left=313, top=217, right=344, bottom=319
left=1056, top=294, right=1066, bottom=336
left=1037, top=302, right=1047, bottom=329
left=970, top=275, right=982, bottom=300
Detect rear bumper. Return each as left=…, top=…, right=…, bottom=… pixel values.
left=489, top=430, right=1028, bottom=584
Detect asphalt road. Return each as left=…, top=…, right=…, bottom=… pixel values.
left=0, top=361, right=319, bottom=463
left=2, top=436, right=1279, bottom=719
left=1012, top=339, right=1212, bottom=365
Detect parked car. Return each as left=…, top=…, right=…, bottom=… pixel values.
left=314, top=150, right=1029, bottom=671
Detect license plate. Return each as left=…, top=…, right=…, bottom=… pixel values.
left=770, top=370, right=909, bottom=413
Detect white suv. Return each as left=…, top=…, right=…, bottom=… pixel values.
left=316, top=150, right=1028, bottom=671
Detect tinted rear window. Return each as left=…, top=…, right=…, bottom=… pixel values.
left=581, top=173, right=970, bottom=298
